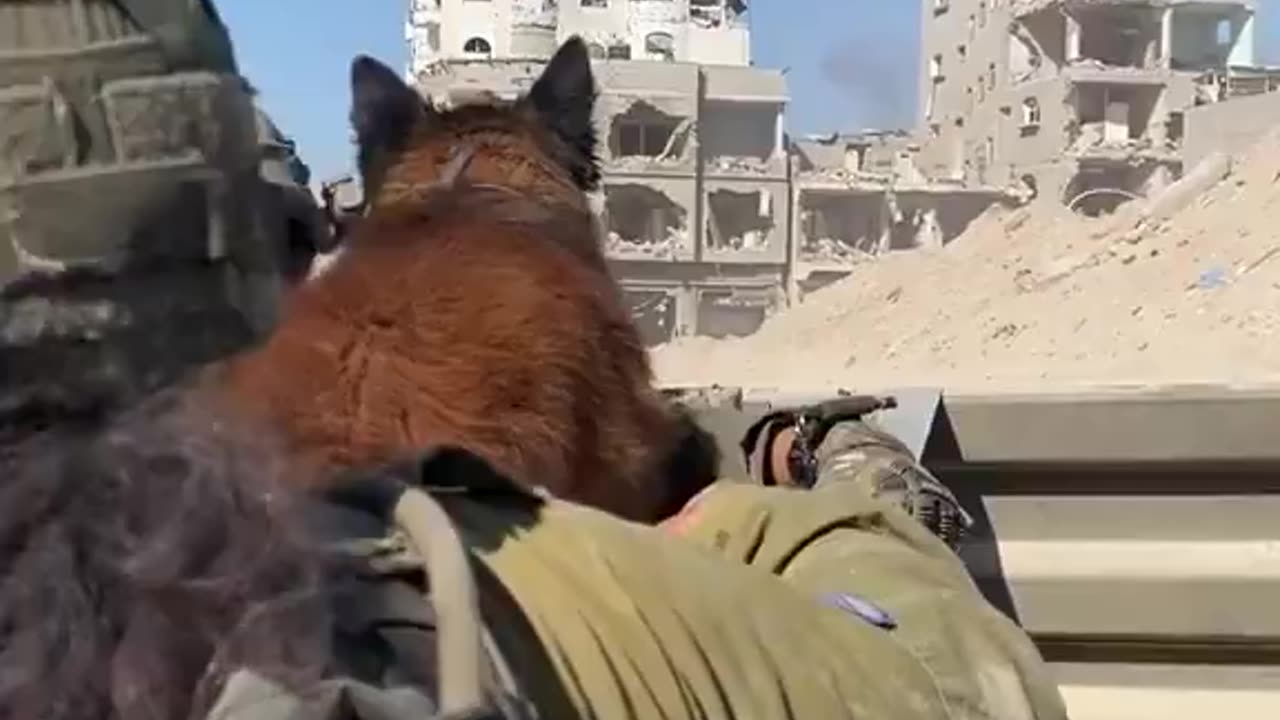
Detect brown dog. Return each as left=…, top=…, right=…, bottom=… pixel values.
left=212, top=38, right=717, bottom=523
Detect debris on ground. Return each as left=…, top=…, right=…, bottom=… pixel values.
left=653, top=130, right=1280, bottom=392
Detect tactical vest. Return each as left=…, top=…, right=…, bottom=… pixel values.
left=0, top=0, right=280, bottom=335
left=200, top=452, right=537, bottom=720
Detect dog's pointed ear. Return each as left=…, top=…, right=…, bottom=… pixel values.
left=350, top=55, right=430, bottom=181
left=522, top=36, right=600, bottom=190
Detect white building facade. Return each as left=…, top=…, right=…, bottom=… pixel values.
left=406, top=0, right=751, bottom=79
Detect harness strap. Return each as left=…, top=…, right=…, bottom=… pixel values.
left=390, top=486, right=488, bottom=715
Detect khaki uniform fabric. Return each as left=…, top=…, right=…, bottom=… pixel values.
left=665, top=482, right=1068, bottom=720
left=441, top=491, right=955, bottom=720
left=204, top=449, right=1069, bottom=720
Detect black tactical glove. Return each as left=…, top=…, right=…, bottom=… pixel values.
left=741, top=396, right=974, bottom=551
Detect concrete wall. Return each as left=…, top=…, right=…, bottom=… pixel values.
left=686, top=25, right=750, bottom=65
left=917, top=0, right=1017, bottom=182
left=919, top=0, right=1260, bottom=198
left=1183, top=90, right=1280, bottom=169
left=701, top=65, right=787, bottom=102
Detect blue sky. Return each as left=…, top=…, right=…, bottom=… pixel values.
left=217, top=0, right=1280, bottom=183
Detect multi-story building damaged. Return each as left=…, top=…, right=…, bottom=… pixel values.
left=790, top=130, right=1012, bottom=298
left=407, top=1, right=796, bottom=344
left=918, top=0, right=1273, bottom=216
left=406, top=0, right=749, bottom=73
left=401, top=1, right=1023, bottom=342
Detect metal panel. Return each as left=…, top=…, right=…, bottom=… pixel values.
left=1053, top=663, right=1280, bottom=720
left=670, top=382, right=1280, bottom=463
left=971, top=496, right=1280, bottom=638
left=664, top=383, right=1280, bottom=679
left=938, top=386, right=1280, bottom=463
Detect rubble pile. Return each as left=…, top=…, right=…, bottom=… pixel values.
left=653, top=130, right=1280, bottom=391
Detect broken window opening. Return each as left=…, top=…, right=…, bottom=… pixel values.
left=603, top=184, right=688, bottom=257
left=626, top=290, right=677, bottom=346
left=463, top=37, right=492, bottom=55
left=1216, top=18, right=1232, bottom=46
left=645, top=32, right=675, bottom=61
left=696, top=289, right=769, bottom=340
left=1170, top=8, right=1246, bottom=70
left=581, top=0, right=607, bottom=7
left=844, top=144, right=865, bottom=173
left=1017, top=9, right=1065, bottom=71
left=1009, top=30, right=1042, bottom=82
left=691, top=0, right=746, bottom=29
left=1073, top=83, right=1162, bottom=147
left=1020, top=97, right=1041, bottom=135
left=609, top=101, right=688, bottom=160
left=607, top=43, right=631, bottom=60
left=1064, top=164, right=1153, bottom=217
left=702, top=100, right=779, bottom=166
left=706, top=189, right=775, bottom=252
left=1020, top=173, right=1039, bottom=201
left=1074, top=6, right=1161, bottom=68
left=1167, top=111, right=1184, bottom=143
left=690, top=0, right=722, bottom=28
left=799, top=193, right=884, bottom=262
left=888, top=204, right=942, bottom=252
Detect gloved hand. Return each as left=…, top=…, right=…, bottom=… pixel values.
left=740, top=396, right=975, bottom=551
left=740, top=395, right=899, bottom=488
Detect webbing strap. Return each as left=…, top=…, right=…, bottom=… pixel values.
left=390, top=487, right=487, bottom=715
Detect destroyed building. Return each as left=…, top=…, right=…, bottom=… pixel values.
left=917, top=0, right=1277, bottom=215
left=400, top=1, right=1030, bottom=342
left=790, top=130, right=1015, bottom=299
left=409, top=1, right=795, bottom=343
left=406, top=0, right=751, bottom=76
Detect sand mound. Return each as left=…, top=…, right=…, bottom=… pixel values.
left=654, top=130, right=1280, bottom=392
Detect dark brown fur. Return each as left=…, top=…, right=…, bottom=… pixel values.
left=214, top=38, right=716, bottom=522
left=0, top=387, right=336, bottom=720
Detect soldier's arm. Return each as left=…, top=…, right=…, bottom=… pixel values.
left=741, top=397, right=974, bottom=551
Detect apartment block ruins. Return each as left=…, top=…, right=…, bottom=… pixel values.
left=918, top=0, right=1277, bottom=216
left=400, top=1, right=1021, bottom=342
left=790, top=130, right=1012, bottom=298
left=407, top=0, right=750, bottom=77
left=409, top=1, right=798, bottom=344
left=416, top=55, right=791, bottom=345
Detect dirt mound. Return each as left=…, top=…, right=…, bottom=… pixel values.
left=653, top=131, right=1280, bottom=392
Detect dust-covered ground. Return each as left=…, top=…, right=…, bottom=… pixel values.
left=653, top=131, right=1280, bottom=392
